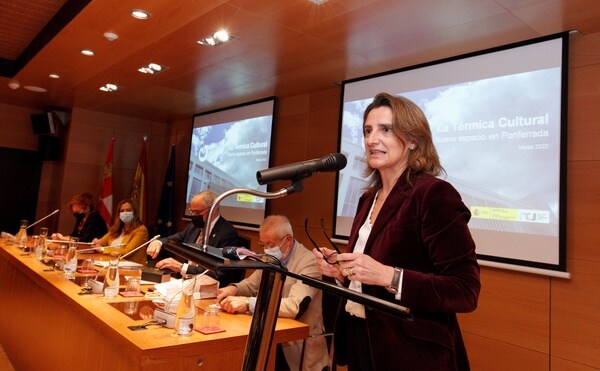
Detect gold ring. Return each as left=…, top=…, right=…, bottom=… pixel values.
left=346, top=268, right=354, bottom=277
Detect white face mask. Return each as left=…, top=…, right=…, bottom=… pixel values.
left=119, top=211, right=134, bottom=223
left=264, top=245, right=284, bottom=261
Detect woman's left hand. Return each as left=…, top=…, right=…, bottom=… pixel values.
left=337, top=252, right=395, bottom=287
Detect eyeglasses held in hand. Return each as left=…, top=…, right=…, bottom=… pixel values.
left=304, top=218, right=340, bottom=265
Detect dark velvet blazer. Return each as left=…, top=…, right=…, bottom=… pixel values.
left=336, top=171, right=480, bottom=370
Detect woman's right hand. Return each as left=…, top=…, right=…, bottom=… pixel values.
left=312, top=247, right=344, bottom=281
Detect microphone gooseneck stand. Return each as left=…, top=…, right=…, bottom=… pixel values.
left=167, top=181, right=412, bottom=371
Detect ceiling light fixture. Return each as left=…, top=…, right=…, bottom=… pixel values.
left=81, top=49, right=95, bottom=56
left=24, top=85, right=47, bottom=93
left=99, top=83, right=119, bottom=92
left=8, top=81, right=20, bottom=90
left=197, top=29, right=236, bottom=47
left=308, top=0, right=329, bottom=4
left=49, top=73, right=60, bottom=79
left=138, top=63, right=166, bottom=74
left=103, top=32, right=119, bottom=41
left=130, top=9, right=150, bottom=19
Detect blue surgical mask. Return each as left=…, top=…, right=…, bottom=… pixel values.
left=119, top=211, right=134, bottom=223
left=264, top=245, right=284, bottom=261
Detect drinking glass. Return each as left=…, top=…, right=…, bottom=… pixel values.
left=64, top=245, right=77, bottom=280
left=125, top=277, right=141, bottom=295
left=200, top=304, right=221, bottom=333
left=54, top=245, right=67, bottom=270
left=39, top=227, right=48, bottom=239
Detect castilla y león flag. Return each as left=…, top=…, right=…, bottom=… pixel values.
left=98, top=138, right=114, bottom=225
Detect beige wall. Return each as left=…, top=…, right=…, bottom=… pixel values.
left=2, top=30, right=600, bottom=370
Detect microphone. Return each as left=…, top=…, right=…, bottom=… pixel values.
left=256, top=153, right=347, bottom=185
left=222, top=246, right=262, bottom=260
left=27, top=209, right=60, bottom=229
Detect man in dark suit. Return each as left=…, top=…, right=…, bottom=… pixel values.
left=146, top=190, right=242, bottom=286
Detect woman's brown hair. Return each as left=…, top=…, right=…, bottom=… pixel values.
left=362, top=92, right=445, bottom=194
left=107, top=199, right=142, bottom=238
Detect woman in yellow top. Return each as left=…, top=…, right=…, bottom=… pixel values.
left=92, top=199, right=149, bottom=264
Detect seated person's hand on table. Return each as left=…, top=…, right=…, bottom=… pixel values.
left=51, top=233, right=66, bottom=241
left=146, top=240, right=162, bottom=259
left=215, top=285, right=237, bottom=303
left=155, top=257, right=182, bottom=272
left=219, top=296, right=248, bottom=314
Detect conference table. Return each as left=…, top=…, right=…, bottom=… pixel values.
left=0, top=237, right=308, bottom=370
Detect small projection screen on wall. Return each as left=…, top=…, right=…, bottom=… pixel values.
left=186, top=97, right=275, bottom=228
left=335, top=33, right=569, bottom=274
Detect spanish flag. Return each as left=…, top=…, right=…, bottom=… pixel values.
left=131, top=137, right=148, bottom=224
left=98, top=138, right=114, bottom=225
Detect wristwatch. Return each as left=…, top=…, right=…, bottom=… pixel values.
left=386, top=267, right=403, bottom=294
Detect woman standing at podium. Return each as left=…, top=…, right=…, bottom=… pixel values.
left=313, top=93, right=480, bottom=370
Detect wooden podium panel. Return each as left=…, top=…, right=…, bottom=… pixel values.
left=0, top=239, right=308, bottom=370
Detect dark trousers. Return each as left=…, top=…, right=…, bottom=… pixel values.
left=345, top=314, right=374, bottom=371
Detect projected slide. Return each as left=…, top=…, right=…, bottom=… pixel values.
left=336, top=34, right=567, bottom=271
left=187, top=98, right=274, bottom=227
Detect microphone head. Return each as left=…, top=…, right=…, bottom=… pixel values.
left=323, top=153, right=347, bottom=171
left=222, top=246, right=240, bottom=260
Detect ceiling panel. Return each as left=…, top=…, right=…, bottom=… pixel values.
left=1, top=0, right=599, bottom=121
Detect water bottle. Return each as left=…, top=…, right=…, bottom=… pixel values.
left=174, top=275, right=197, bottom=336
left=15, top=220, right=28, bottom=249
left=33, top=235, right=43, bottom=260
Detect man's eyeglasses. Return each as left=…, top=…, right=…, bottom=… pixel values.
left=258, top=234, right=290, bottom=250
left=188, top=206, right=210, bottom=216
left=304, top=218, right=341, bottom=265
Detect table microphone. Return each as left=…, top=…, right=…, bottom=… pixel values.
left=27, top=209, right=60, bottom=229
left=120, top=235, right=161, bottom=260
left=88, top=235, right=161, bottom=292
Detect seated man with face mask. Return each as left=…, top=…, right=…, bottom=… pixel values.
left=146, top=190, right=242, bottom=287
left=216, top=215, right=329, bottom=371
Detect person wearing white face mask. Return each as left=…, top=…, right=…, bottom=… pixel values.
left=216, top=215, right=329, bottom=371
left=92, top=199, right=149, bottom=264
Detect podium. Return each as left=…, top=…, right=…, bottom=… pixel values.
left=165, top=241, right=412, bottom=371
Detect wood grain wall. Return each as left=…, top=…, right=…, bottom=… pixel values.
left=1, top=29, right=599, bottom=370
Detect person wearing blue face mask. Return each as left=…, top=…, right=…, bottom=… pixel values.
left=92, top=199, right=149, bottom=264
left=148, top=190, right=242, bottom=286
left=216, top=215, right=329, bottom=371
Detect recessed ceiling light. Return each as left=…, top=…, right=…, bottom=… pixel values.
left=24, top=85, right=47, bottom=93
left=49, top=73, right=60, bottom=79
left=138, top=63, right=166, bottom=74
left=308, top=0, right=329, bottom=4
left=103, top=32, right=119, bottom=42
left=8, top=81, right=20, bottom=90
left=197, top=30, right=236, bottom=47
left=81, top=49, right=95, bottom=56
left=99, top=83, right=119, bottom=92
left=130, top=9, right=150, bottom=19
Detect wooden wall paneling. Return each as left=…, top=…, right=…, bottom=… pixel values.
left=551, top=259, right=600, bottom=369
left=565, top=162, right=600, bottom=261
left=568, top=64, right=600, bottom=163
left=0, top=103, right=38, bottom=151
left=461, top=332, right=549, bottom=370
left=459, top=267, right=550, bottom=353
